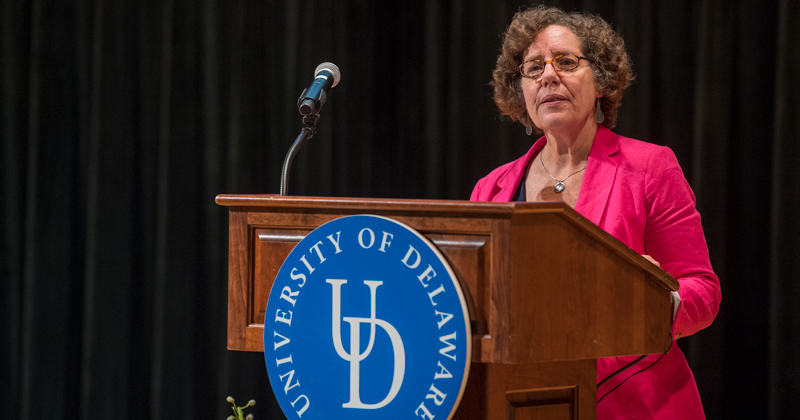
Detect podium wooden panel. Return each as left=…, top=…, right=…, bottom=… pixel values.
left=216, top=194, right=678, bottom=420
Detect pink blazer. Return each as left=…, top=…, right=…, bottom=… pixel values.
left=471, top=125, right=720, bottom=419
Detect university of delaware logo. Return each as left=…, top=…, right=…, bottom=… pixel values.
left=328, top=279, right=406, bottom=409
left=265, top=215, right=471, bottom=420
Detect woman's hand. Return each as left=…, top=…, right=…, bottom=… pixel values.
left=642, top=254, right=682, bottom=325
left=642, top=254, right=661, bottom=268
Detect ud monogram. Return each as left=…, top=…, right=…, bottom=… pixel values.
left=327, top=279, right=405, bottom=409
left=265, top=215, right=471, bottom=420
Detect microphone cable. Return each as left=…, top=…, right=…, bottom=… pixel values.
left=596, top=354, right=646, bottom=389
left=596, top=332, right=674, bottom=404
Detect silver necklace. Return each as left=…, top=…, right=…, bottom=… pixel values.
left=540, top=152, right=587, bottom=194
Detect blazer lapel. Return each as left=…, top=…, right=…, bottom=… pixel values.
left=493, top=136, right=548, bottom=202
left=575, top=125, right=619, bottom=226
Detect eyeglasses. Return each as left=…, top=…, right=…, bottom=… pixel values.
left=517, top=54, right=593, bottom=80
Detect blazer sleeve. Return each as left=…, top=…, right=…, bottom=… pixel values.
left=644, top=147, right=721, bottom=338
left=470, top=173, right=500, bottom=202
left=470, top=177, right=488, bottom=201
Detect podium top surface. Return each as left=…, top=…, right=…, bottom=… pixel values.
left=217, top=194, right=572, bottom=214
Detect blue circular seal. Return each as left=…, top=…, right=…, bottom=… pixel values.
left=264, top=215, right=471, bottom=420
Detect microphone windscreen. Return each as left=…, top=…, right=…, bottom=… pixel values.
left=315, top=62, right=341, bottom=87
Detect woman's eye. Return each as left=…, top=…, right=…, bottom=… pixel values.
left=527, top=63, right=544, bottom=74
left=557, top=57, right=578, bottom=67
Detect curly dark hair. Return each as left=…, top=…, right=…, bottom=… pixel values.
left=492, top=5, right=633, bottom=130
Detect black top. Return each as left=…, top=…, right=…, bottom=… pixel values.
left=514, top=177, right=526, bottom=201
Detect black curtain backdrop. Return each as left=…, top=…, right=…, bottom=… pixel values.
left=2, top=0, right=798, bottom=419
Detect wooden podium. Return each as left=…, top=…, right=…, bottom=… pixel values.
left=216, top=195, right=678, bottom=420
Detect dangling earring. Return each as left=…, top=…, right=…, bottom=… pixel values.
left=526, top=120, right=533, bottom=136
left=595, top=98, right=605, bottom=124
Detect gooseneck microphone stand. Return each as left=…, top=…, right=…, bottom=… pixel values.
left=280, top=111, right=319, bottom=196
left=280, top=62, right=340, bottom=196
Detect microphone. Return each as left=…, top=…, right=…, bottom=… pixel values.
left=297, top=62, right=341, bottom=115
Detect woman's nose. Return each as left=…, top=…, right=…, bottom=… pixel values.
left=538, top=63, right=559, bottom=86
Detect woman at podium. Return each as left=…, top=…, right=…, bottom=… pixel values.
left=471, top=5, right=721, bottom=419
